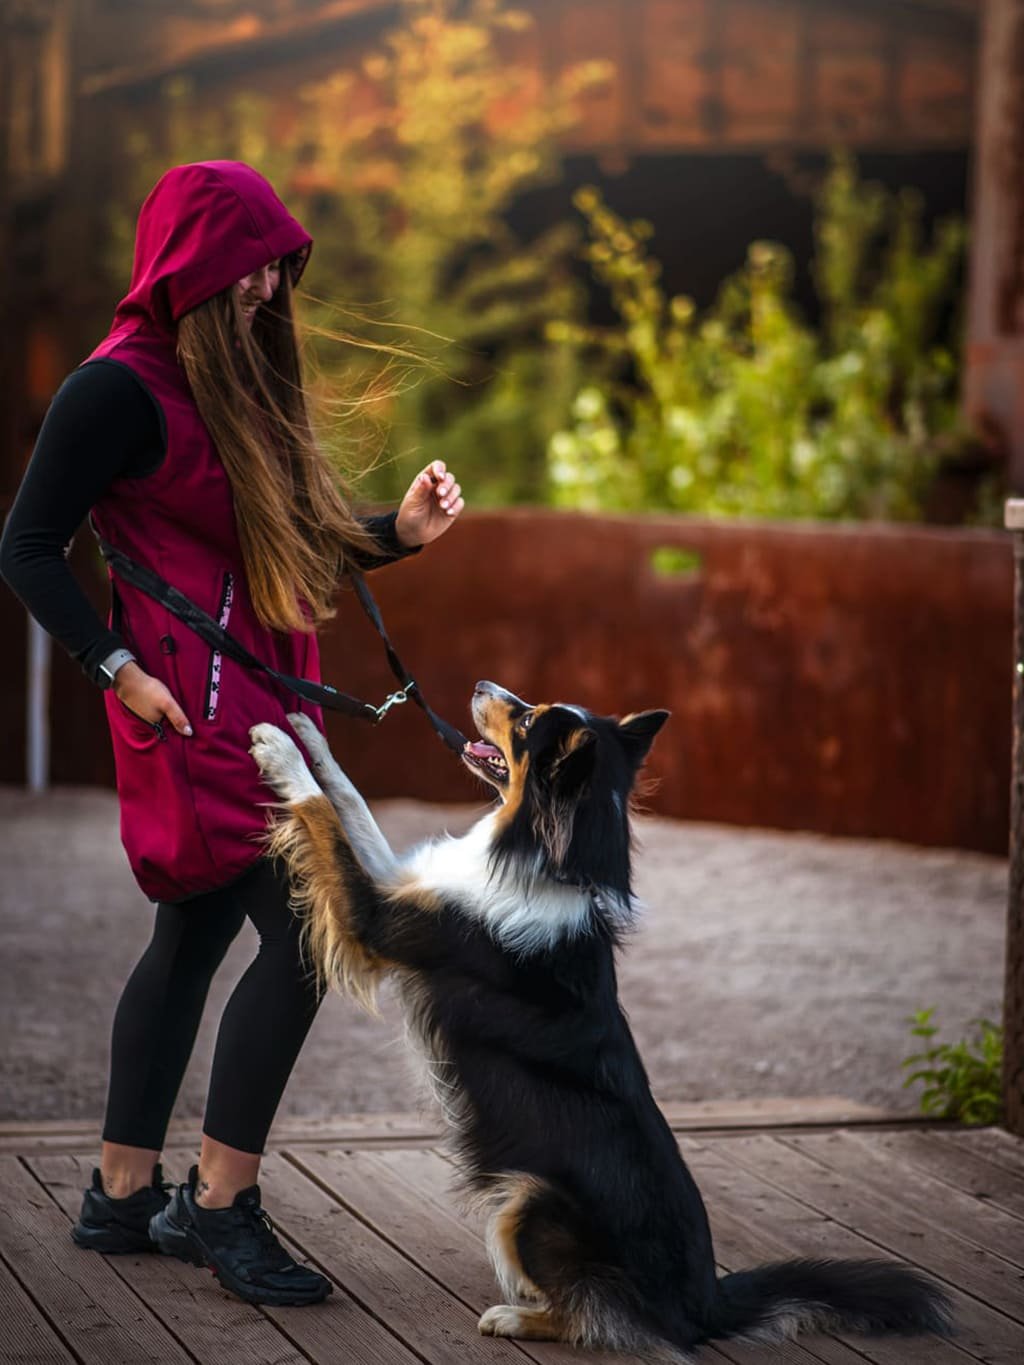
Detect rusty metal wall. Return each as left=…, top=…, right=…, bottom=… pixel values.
left=324, top=511, right=1012, bottom=854
left=4, top=511, right=1012, bottom=853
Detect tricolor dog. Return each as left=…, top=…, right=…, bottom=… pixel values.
left=248, top=682, right=951, bottom=1358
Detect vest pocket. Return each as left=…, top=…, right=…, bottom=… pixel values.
left=203, top=570, right=235, bottom=722
left=114, top=692, right=166, bottom=742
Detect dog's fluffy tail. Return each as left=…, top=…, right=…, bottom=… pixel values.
left=706, top=1257, right=953, bottom=1345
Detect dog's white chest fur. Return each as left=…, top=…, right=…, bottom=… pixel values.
left=399, top=813, right=593, bottom=954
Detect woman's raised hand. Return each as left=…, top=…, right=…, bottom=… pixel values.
left=395, top=460, right=464, bottom=548
left=114, top=661, right=194, bottom=737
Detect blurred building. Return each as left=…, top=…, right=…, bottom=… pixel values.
left=0, top=0, right=984, bottom=520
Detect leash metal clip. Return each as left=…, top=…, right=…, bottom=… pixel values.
left=374, top=687, right=411, bottom=723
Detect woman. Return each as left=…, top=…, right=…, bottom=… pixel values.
left=0, top=160, right=463, bottom=1307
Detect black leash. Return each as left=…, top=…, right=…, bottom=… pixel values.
left=91, top=525, right=468, bottom=756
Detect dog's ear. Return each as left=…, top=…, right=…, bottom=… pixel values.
left=618, top=710, right=669, bottom=767
left=547, top=726, right=597, bottom=793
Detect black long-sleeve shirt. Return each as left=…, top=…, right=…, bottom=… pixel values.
left=0, top=360, right=415, bottom=687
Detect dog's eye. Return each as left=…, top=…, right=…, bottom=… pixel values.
left=517, top=712, right=535, bottom=735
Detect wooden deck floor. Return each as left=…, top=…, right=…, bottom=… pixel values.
left=3, top=1107, right=1023, bottom=1365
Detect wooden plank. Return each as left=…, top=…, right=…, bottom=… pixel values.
left=659, top=1098, right=904, bottom=1129
left=80, top=0, right=397, bottom=97
left=947, top=1126, right=1024, bottom=1179
left=0, top=1155, right=196, bottom=1365
left=29, top=1153, right=310, bottom=1365
left=731, top=1134, right=1024, bottom=1311
left=0, top=1098, right=919, bottom=1155
left=704, top=1135, right=1024, bottom=1363
left=257, top=1151, right=528, bottom=1365
left=833, top=1129, right=1024, bottom=1225
left=367, top=1145, right=853, bottom=1365
left=260, top=1276, right=424, bottom=1365
left=0, top=1251, right=77, bottom=1363
left=0, top=1112, right=441, bottom=1156
left=0, top=1131, right=443, bottom=1156
left=681, top=1138, right=994, bottom=1365
left=780, top=1132, right=1024, bottom=1270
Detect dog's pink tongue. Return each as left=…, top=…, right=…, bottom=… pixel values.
left=466, top=741, right=502, bottom=760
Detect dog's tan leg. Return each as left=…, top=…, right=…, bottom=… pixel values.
left=478, top=1305, right=564, bottom=1340
left=248, top=723, right=382, bottom=1010
left=486, top=1177, right=548, bottom=1307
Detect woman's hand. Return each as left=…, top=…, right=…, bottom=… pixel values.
left=395, top=460, right=464, bottom=548
left=114, top=661, right=193, bottom=737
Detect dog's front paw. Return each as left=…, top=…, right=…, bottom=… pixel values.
left=478, top=1306, right=520, bottom=1338
left=249, top=723, right=321, bottom=802
left=478, top=1305, right=558, bottom=1341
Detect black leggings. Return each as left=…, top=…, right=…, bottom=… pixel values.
left=102, top=856, right=323, bottom=1155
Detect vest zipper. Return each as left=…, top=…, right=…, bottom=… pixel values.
left=203, top=571, right=235, bottom=721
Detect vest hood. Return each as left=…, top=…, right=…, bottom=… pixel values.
left=113, top=160, right=313, bottom=334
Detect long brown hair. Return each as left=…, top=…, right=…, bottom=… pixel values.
left=175, top=258, right=379, bottom=633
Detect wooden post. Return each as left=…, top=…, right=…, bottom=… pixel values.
left=1004, top=499, right=1024, bottom=1134
left=964, top=0, right=1024, bottom=487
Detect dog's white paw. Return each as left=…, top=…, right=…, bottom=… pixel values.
left=478, top=1306, right=522, bottom=1338
left=249, top=723, right=321, bottom=802
left=478, top=1304, right=559, bottom=1341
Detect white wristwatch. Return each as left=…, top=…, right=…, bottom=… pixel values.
left=97, top=648, right=137, bottom=689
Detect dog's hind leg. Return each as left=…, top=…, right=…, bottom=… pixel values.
left=485, top=1177, right=551, bottom=1307
left=482, top=1174, right=652, bottom=1354
left=286, top=712, right=399, bottom=881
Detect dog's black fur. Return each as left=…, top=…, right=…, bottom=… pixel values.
left=249, top=683, right=953, bottom=1357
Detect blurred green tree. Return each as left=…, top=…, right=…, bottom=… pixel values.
left=109, top=0, right=610, bottom=503
left=546, top=154, right=970, bottom=521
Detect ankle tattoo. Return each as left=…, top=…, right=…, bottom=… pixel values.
left=102, top=1173, right=141, bottom=1199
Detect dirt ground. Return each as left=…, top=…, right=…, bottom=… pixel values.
left=0, top=785, right=1006, bottom=1128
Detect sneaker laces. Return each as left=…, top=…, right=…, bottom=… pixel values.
left=232, top=1198, right=293, bottom=1272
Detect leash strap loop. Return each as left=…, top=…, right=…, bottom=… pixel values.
left=90, top=520, right=468, bottom=756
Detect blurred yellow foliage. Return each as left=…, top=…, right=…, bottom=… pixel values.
left=546, top=156, right=972, bottom=522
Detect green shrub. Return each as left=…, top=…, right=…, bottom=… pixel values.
left=547, top=154, right=969, bottom=521
left=902, top=1007, right=1003, bottom=1125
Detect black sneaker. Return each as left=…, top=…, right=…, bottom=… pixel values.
left=149, top=1164, right=332, bottom=1307
left=71, top=1163, right=173, bottom=1254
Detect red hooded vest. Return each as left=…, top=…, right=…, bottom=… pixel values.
left=87, top=161, right=322, bottom=903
